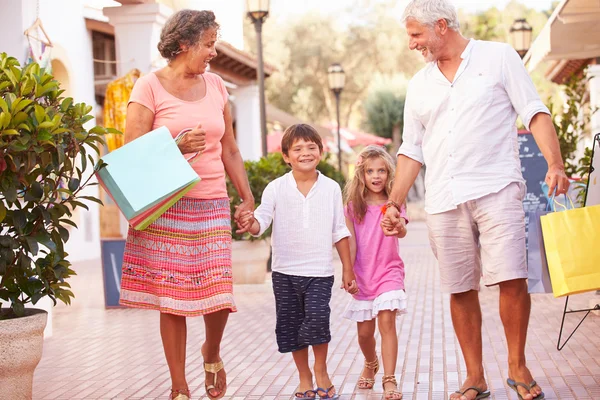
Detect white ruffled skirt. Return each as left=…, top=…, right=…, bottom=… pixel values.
left=342, top=290, right=408, bottom=322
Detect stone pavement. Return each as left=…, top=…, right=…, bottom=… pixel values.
left=33, top=222, right=600, bottom=400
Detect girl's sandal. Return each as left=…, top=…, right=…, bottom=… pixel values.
left=204, top=360, right=226, bottom=399
left=382, top=375, right=403, bottom=400
left=170, top=388, right=190, bottom=400
left=358, top=357, right=380, bottom=389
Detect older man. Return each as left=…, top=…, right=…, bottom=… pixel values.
left=382, top=1, right=569, bottom=400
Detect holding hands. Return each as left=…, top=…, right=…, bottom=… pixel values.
left=341, top=270, right=359, bottom=295
left=381, top=204, right=404, bottom=237
left=235, top=207, right=259, bottom=235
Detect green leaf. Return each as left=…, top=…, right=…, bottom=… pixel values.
left=68, top=178, right=80, bottom=192
left=0, top=201, right=5, bottom=223
left=12, top=209, right=27, bottom=232
left=60, top=97, right=73, bottom=112
left=25, top=236, right=39, bottom=256
left=38, top=121, right=55, bottom=130
left=34, top=104, right=45, bottom=124
left=59, top=218, right=78, bottom=228
left=1, top=129, right=19, bottom=136
left=12, top=300, right=25, bottom=317
left=12, top=98, right=32, bottom=114
left=0, top=97, right=8, bottom=113
left=4, top=186, right=17, bottom=202
left=34, top=231, right=56, bottom=252
left=79, top=195, right=103, bottom=206
left=30, top=181, right=43, bottom=200
left=58, top=226, right=70, bottom=242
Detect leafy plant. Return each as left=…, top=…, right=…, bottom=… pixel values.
left=549, top=67, right=598, bottom=177
left=0, top=53, right=112, bottom=319
left=227, top=152, right=345, bottom=240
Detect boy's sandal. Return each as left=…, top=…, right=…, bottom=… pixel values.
left=316, top=385, right=340, bottom=399
left=170, top=388, right=190, bottom=400
left=294, top=389, right=317, bottom=399
left=382, top=375, right=403, bottom=400
left=204, top=360, right=226, bottom=399
left=358, top=357, right=380, bottom=389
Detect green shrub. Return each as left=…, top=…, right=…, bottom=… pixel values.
left=0, top=53, right=112, bottom=318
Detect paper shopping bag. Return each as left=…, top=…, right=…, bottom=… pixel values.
left=540, top=204, right=600, bottom=297
left=527, top=210, right=553, bottom=293
left=95, top=126, right=200, bottom=230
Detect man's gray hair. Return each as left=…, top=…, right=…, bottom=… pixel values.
left=402, top=0, right=460, bottom=31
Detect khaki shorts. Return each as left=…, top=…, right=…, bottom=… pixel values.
left=426, top=183, right=527, bottom=293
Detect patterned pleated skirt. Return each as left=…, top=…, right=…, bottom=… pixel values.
left=120, top=197, right=236, bottom=317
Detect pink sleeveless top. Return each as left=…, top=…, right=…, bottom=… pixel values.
left=128, top=72, right=229, bottom=199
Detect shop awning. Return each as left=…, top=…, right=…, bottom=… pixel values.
left=524, top=0, right=600, bottom=73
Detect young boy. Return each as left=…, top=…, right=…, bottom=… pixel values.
left=237, top=124, right=358, bottom=399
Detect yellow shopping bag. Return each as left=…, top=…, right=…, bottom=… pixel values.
left=540, top=201, right=600, bottom=297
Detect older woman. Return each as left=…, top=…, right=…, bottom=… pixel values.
left=119, top=10, right=253, bottom=400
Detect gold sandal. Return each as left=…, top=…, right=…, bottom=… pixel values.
left=382, top=375, right=403, bottom=399
left=357, top=357, right=379, bottom=389
left=204, top=360, right=226, bottom=399
left=170, top=388, right=190, bottom=400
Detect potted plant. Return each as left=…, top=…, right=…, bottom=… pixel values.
left=0, top=53, right=109, bottom=397
left=227, top=152, right=345, bottom=284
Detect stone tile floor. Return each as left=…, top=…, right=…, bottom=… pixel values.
left=33, top=222, right=600, bottom=399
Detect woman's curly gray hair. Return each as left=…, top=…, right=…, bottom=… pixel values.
left=157, top=10, right=220, bottom=61
left=402, top=0, right=460, bottom=31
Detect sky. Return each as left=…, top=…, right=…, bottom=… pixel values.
left=270, top=0, right=556, bottom=20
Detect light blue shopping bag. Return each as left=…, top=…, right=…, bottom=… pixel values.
left=96, top=126, right=200, bottom=224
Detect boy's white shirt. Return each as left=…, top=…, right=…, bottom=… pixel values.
left=252, top=171, right=351, bottom=277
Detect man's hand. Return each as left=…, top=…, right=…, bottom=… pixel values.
left=545, top=164, right=570, bottom=196
left=341, top=270, right=359, bottom=295
left=381, top=206, right=401, bottom=236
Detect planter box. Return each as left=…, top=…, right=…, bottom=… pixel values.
left=231, top=239, right=270, bottom=284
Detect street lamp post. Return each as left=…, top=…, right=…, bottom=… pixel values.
left=246, top=0, right=270, bottom=157
left=509, top=18, right=533, bottom=59
left=328, top=63, right=345, bottom=172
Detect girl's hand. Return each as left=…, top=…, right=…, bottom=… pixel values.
left=342, top=271, right=359, bottom=295
left=381, top=207, right=401, bottom=236
left=177, top=123, right=206, bottom=154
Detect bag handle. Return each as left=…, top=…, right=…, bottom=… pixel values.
left=548, top=193, right=575, bottom=212
left=174, top=128, right=201, bottom=165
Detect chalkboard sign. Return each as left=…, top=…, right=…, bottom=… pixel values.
left=518, top=131, right=548, bottom=252
left=101, top=239, right=126, bottom=308
left=518, top=131, right=549, bottom=212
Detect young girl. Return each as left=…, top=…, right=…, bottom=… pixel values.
left=343, top=145, right=407, bottom=400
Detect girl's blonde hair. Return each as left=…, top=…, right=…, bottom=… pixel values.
left=343, top=145, right=396, bottom=223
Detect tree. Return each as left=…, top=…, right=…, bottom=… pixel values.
left=244, top=0, right=422, bottom=130
left=363, top=73, right=408, bottom=150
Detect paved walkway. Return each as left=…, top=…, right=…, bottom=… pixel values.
left=33, top=222, right=600, bottom=399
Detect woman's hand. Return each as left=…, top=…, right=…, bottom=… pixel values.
left=234, top=199, right=255, bottom=226
left=177, top=123, right=206, bottom=154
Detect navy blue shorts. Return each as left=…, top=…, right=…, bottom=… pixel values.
left=272, top=271, right=334, bottom=353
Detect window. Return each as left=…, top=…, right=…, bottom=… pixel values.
left=92, top=31, right=117, bottom=106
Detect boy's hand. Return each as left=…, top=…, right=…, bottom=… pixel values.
left=341, top=271, right=359, bottom=295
